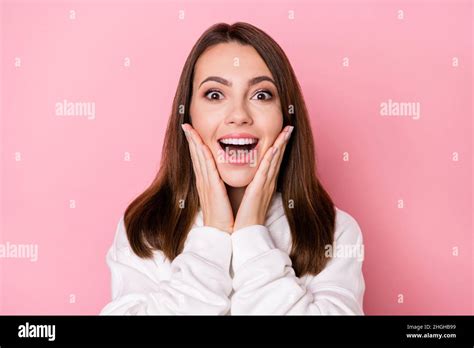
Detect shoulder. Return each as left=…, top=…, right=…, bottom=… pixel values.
left=110, top=215, right=154, bottom=257
left=105, top=215, right=173, bottom=290
left=112, top=215, right=130, bottom=251
left=334, top=206, right=363, bottom=245
left=107, top=215, right=172, bottom=275
left=111, top=215, right=158, bottom=253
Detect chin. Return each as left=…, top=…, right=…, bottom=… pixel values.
left=218, top=166, right=256, bottom=188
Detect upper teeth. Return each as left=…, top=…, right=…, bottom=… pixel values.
left=220, top=138, right=258, bottom=145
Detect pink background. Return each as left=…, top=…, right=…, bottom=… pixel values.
left=1, top=0, right=472, bottom=314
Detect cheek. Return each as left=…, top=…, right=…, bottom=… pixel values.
left=189, top=101, right=218, bottom=145
left=192, top=120, right=210, bottom=136
left=260, top=113, right=284, bottom=146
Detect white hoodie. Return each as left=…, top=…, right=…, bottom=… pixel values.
left=100, top=192, right=365, bottom=315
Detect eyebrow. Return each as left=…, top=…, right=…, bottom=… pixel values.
left=198, top=75, right=276, bottom=88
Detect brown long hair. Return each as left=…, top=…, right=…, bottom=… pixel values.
left=124, top=22, right=336, bottom=277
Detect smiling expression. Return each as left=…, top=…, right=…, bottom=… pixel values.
left=189, top=41, right=283, bottom=188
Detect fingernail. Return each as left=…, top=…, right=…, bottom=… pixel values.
left=181, top=124, right=190, bottom=138
left=272, top=146, right=278, bottom=155
left=285, top=127, right=293, bottom=141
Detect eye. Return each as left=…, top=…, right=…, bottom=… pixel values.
left=252, top=89, right=273, bottom=101
left=204, top=89, right=224, bottom=101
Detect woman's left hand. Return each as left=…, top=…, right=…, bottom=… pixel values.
left=233, top=125, right=294, bottom=232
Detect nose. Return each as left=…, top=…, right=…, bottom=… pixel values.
left=224, top=100, right=253, bottom=126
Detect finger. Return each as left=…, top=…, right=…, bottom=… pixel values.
left=182, top=124, right=203, bottom=183
left=273, top=125, right=293, bottom=149
left=253, top=145, right=278, bottom=187
left=200, top=143, right=222, bottom=184
left=184, top=124, right=210, bottom=185
left=267, top=126, right=293, bottom=182
left=252, top=125, right=291, bottom=185
left=182, top=124, right=200, bottom=176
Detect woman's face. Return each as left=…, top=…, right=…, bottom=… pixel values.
left=189, top=42, right=283, bottom=188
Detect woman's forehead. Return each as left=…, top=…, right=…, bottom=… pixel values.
left=194, top=43, right=272, bottom=82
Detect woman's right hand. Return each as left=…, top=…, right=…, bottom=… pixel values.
left=182, top=123, right=235, bottom=234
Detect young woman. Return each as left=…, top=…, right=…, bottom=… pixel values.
left=100, top=22, right=365, bottom=315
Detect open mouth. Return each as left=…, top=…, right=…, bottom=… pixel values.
left=218, top=138, right=259, bottom=152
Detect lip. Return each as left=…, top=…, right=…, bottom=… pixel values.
left=216, top=133, right=260, bottom=151
left=215, top=132, right=260, bottom=166
left=217, top=133, right=259, bottom=141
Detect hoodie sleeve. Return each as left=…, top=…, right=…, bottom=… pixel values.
left=230, top=215, right=365, bottom=315
left=100, top=216, right=233, bottom=315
